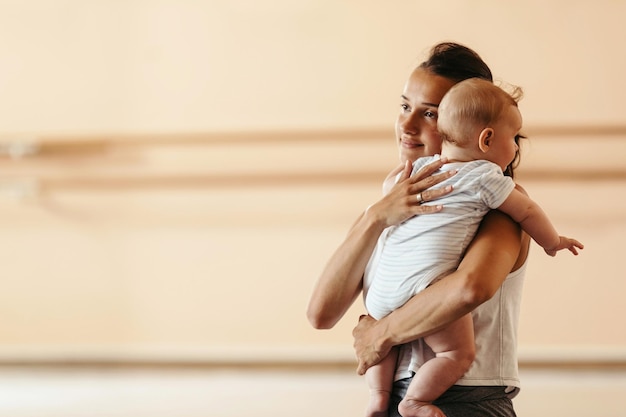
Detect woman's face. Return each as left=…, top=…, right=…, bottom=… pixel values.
left=395, top=68, right=457, bottom=163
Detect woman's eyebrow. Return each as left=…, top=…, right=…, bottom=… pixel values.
left=400, top=95, right=439, bottom=108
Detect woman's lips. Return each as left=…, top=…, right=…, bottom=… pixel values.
left=401, top=139, right=423, bottom=149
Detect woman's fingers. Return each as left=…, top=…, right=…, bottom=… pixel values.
left=414, top=166, right=456, bottom=187
left=418, top=184, right=453, bottom=204
left=410, top=169, right=456, bottom=203
left=415, top=203, right=444, bottom=214
left=383, top=161, right=412, bottom=194
left=376, top=157, right=454, bottom=225
left=394, top=157, right=456, bottom=208
left=388, top=161, right=409, bottom=179
left=398, top=160, right=413, bottom=180
left=410, top=156, right=448, bottom=181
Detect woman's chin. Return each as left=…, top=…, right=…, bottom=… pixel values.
left=400, top=148, right=427, bottom=163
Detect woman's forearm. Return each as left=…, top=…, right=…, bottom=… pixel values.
left=306, top=208, right=387, bottom=329
left=354, top=210, right=524, bottom=370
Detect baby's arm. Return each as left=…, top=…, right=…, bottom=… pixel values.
left=497, top=188, right=583, bottom=256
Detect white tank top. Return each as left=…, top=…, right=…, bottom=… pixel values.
left=394, top=261, right=527, bottom=395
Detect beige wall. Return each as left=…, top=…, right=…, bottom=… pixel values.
left=0, top=1, right=625, bottom=363
left=2, top=0, right=625, bottom=132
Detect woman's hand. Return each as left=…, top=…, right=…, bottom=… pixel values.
left=368, top=157, right=456, bottom=228
left=353, top=314, right=390, bottom=375
left=307, top=157, right=456, bottom=330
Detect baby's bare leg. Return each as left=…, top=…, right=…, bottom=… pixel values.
left=365, top=346, right=399, bottom=417
left=398, top=313, right=475, bottom=417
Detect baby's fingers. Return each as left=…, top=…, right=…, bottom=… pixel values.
left=569, top=239, right=584, bottom=256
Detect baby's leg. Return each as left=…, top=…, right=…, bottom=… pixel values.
left=365, top=346, right=399, bottom=417
left=398, top=313, right=475, bottom=417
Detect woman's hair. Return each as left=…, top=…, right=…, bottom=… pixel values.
left=418, top=42, right=493, bottom=83
left=418, top=42, right=523, bottom=177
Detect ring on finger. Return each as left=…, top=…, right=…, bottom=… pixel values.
left=416, top=192, right=424, bottom=204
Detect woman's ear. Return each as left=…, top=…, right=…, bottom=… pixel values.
left=478, top=128, right=494, bottom=153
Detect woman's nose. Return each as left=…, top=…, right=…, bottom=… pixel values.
left=400, top=112, right=419, bottom=134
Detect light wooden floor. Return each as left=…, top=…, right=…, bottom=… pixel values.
left=0, top=366, right=624, bottom=417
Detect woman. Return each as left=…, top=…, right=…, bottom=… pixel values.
left=307, top=42, right=531, bottom=417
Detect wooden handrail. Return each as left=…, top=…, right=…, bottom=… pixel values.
left=1, top=124, right=625, bottom=157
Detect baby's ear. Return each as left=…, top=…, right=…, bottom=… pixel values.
left=478, top=128, right=494, bottom=153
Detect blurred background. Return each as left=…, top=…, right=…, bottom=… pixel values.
left=0, top=0, right=625, bottom=416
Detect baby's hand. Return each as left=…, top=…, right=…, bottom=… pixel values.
left=544, top=236, right=584, bottom=257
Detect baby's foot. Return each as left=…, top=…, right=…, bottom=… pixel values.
left=366, top=389, right=390, bottom=417
left=398, top=398, right=445, bottom=417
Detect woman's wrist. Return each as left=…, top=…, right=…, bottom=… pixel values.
left=363, top=201, right=391, bottom=230
left=372, top=315, right=395, bottom=355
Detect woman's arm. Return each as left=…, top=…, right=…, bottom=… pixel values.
left=352, top=209, right=527, bottom=375
left=307, top=158, right=456, bottom=329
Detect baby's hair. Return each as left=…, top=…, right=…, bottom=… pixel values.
left=437, top=78, right=523, bottom=148
left=500, top=80, right=523, bottom=103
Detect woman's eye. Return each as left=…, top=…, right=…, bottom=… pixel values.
left=400, top=103, right=410, bottom=112
left=424, top=110, right=436, bottom=119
